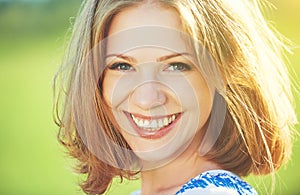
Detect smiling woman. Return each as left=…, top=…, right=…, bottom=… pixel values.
left=53, top=0, right=297, bottom=195
left=102, top=9, right=213, bottom=167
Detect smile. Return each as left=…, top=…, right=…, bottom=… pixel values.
left=125, top=112, right=182, bottom=139
left=131, top=113, right=178, bottom=131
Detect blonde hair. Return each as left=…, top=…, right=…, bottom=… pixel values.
left=53, top=0, right=297, bottom=194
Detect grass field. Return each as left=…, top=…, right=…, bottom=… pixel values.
left=0, top=1, right=299, bottom=194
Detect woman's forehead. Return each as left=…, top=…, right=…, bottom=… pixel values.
left=105, top=26, right=192, bottom=55
left=107, top=2, right=181, bottom=34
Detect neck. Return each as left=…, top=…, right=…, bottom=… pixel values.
left=139, top=135, right=220, bottom=195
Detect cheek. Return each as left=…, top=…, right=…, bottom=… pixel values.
left=197, top=93, right=213, bottom=125
left=102, top=72, right=139, bottom=109
left=102, top=73, right=128, bottom=108
left=102, top=75, right=114, bottom=107
left=190, top=73, right=214, bottom=122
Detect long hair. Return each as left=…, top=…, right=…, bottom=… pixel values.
left=53, top=0, right=297, bottom=194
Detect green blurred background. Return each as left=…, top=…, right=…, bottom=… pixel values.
left=0, top=0, right=299, bottom=194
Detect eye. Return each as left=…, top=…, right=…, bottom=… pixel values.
left=164, top=62, right=192, bottom=72
left=108, top=62, right=134, bottom=71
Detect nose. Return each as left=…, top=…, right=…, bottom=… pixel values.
left=130, top=82, right=167, bottom=110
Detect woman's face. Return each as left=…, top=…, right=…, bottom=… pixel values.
left=102, top=3, right=213, bottom=163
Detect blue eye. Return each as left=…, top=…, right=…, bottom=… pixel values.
left=108, top=62, right=134, bottom=71
left=164, top=62, right=192, bottom=72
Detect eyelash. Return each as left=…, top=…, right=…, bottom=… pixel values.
left=108, top=62, right=192, bottom=72
left=108, top=62, right=134, bottom=71
left=164, top=62, right=192, bottom=72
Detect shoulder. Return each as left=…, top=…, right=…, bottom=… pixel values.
left=175, top=170, right=258, bottom=195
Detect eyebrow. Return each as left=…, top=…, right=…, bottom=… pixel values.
left=105, top=52, right=191, bottom=63
left=105, top=54, right=137, bottom=63
left=157, top=52, right=190, bottom=62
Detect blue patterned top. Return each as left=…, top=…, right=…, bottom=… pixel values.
left=130, top=170, right=257, bottom=195
left=175, top=170, right=257, bottom=195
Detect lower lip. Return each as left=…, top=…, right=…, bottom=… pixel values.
left=125, top=112, right=182, bottom=139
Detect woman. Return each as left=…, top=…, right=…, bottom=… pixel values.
left=54, top=0, right=297, bottom=194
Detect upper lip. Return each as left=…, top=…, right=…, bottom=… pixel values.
left=124, top=111, right=181, bottom=120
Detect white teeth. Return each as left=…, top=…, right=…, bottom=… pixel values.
left=130, top=113, right=179, bottom=131
left=171, top=115, right=176, bottom=121
left=144, top=120, right=150, bottom=126
left=138, top=119, right=144, bottom=126
left=150, top=120, right=158, bottom=129
left=163, top=117, right=169, bottom=126
left=158, top=119, right=163, bottom=128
